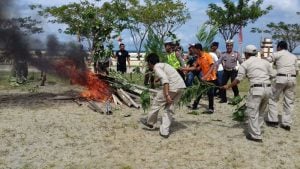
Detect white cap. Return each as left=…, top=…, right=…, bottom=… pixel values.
left=244, top=45, right=257, bottom=54
left=226, top=39, right=234, bottom=44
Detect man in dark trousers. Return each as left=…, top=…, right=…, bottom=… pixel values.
left=216, top=39, right=243, bottom=103
left=181, top=43, right=217, bottom=113
left=115, top=43, right=130, bottom=73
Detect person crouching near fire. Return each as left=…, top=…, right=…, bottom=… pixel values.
left=140, top=53, right=186, bottom=138
left=223, top=45, right=275, bottom=142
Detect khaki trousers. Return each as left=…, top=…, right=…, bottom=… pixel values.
left=147, top=89, right=184, bottom=136
left=246, top=87, right=271, bottom=139
left=267, top=82, right=296, bottom=126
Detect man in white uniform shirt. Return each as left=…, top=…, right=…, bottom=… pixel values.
left=223, top=45, right=275, bottom=142
left=265, top=41, right=298, bottom=131
left=140, top=53, right=186, bottom=138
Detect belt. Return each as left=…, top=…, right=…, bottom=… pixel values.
left=224, top=68, right=236, bottom=71
left=250, top=84, right=271, bottom=88
left=277, top=73, right=296, bottom=77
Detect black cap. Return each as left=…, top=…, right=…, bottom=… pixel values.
left=194, top=43, right=203, bottom=50
left=211, top=42, right=219, bottom=47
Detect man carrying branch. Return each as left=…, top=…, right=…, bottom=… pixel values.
left=140, top=53, right=186, bottom=138
left=181, top=43, right=217, bottom=113
left=223, top=45, right=275, bottom=142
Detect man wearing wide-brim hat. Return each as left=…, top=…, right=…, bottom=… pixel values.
left=223, top=44, right=275, bottom=142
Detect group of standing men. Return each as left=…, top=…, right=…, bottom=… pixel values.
left=181, top=40, right=243, bottom=113
left=140, top=39, right=298, bottom=141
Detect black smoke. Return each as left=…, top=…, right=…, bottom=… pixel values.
left=0, top=0, right=89, bottom=85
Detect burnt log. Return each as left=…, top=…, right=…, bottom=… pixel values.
left=116, top=89, right=132, bottom=107
left=88, top=101, right=104, bottom=114
left=120, top=89, right=141, bottom=109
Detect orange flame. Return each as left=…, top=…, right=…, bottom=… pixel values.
left=54, top=59, right=111, bottom=102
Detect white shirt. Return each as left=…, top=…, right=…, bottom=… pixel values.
left=154, top=63, right=186, bottom=92
left=209, top=52, right=223, bottom=71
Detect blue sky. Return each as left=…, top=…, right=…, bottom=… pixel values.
left=16, top=0, right=300, bottom=52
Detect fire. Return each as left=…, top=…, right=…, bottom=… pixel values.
left=79, top=71, right=111, bottom=101
left=54, top=59, right=111, bottom=102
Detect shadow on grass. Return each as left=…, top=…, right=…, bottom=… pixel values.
left=0, top=90, right=82, bottom=109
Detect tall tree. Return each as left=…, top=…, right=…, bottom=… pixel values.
left=148, top=0, right=190, bottom=42
left=144, top=28, right=165, bottom=62
left=34, top=0, right=129, bottom=62
left=127, top=0, right=190, bottom=55
left=127, top=2, right=153, bottom=57
left=196, top=24, right=218, bottom=51
left=206, top=0, right=272, bottom=41
left=251, top=21, right=300, bottom=52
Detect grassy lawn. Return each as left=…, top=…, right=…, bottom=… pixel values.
left=0, top=71, right=70, bottom=91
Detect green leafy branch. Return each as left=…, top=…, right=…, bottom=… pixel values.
left=232, top=95, right=247, bottom=122
left=179, top=80, right=217, bottom=106
left=140, top=90, right=150, bottom=113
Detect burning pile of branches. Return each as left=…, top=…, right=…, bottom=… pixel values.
left=51, top=59, right=156, bottom=115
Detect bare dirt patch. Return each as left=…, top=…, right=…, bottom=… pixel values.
left=0, top=81, right=299, bottom=169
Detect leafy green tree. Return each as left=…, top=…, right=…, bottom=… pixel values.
left=127, top=0, right=190, bottom=55
left=127, top=1, right=153, bottom=57
left=196, top=24, right=218, bottom=51
left=251, top=21, right=300, bottom=52
left=147, top=0, right=191, bottom=41
left=144, top=28, right=165, bottom=62
left=206, top=0, right=272, bottom=41
left=34, top=0, right=129, bottom=62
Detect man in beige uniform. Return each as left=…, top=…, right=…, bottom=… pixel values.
left=140, top=53, right=186, bottom=138
left=265, top=41, right=298, bottom=131
left=224, top=45, right=274, bottom=142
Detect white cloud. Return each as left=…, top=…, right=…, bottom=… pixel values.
left=263, top=0, right=299, bottom=12
left=16, top=0, right=300, bottom=52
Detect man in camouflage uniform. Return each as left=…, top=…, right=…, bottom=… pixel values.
left=217, top=40, right=243, bottom=103
left=265, top=41, right=298, bottom=131
left=224, top=45, right=274, bottom=142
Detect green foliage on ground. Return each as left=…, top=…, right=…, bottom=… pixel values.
left=233, top=103, right=246, bottom=122
left=179, top=80, right=216, bottom=106
left=231, top=95, right=247, bottom=122
left=140, top=89, right=150, bottom=113
left=0, top=71, right=69, bottom=91
left=228, top=95, right=243, bottom=105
